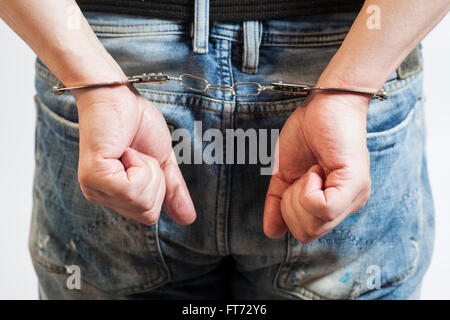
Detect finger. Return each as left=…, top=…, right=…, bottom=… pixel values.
left=280, top=172, right=324, bottom=242
left=282, top=179, right=350, bottom=243
left=300, top=164, right=369, bottom=222
left=79, top=148, right=149, bottom=199
left=162, top=151, right=196, bottom=226
left=121, top=148, right=152, bottom=191
left=123, top=167, right=165, bottom=225
left=91, top=149, right=166, bottom=219
left=281, top=184, right=309, bottom=242
left=282, top=165, right=344, bottom=242
left=122, top=148, right=166, bottom=213
left=263, top=174, right=290, bottom=239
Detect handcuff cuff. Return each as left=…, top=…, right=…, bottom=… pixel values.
left=52, top=72, right=388, bottom=101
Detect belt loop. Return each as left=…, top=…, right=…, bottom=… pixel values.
left=242, top=21, right=263, bottom=74
left=193, top=0, right=209, bottom=54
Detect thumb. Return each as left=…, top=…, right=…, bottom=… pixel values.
left=264, top=173, right=290, bottom=239
left=162, top=151, right=196, bottom=226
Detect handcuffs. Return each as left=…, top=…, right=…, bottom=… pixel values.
left=52, top=72, right=388, bottom=101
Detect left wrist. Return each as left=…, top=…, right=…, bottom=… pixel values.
left=315, top=72, right=375, bottom=108
left=307, top=87, right=371, bottom=117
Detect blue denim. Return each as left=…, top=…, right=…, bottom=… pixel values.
left=30, top=11, right=434, bottom=300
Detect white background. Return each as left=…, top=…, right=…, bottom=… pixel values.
left=0, top=14, right=449, bottom=300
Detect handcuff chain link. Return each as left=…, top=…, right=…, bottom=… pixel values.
left=173, top=74, right=267, bottom=97
left=52, top=72, right=388, bottom=100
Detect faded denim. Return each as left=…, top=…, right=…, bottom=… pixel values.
left=30, top=11, right=434, bottom=300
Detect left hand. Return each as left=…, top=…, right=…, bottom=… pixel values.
left=263, top=91, right=372, bottom=242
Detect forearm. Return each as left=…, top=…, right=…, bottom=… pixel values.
left=318, top=0, right=450, bottom=90
left=0, top=0, right=125, bottom=86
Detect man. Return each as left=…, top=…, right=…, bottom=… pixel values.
left=0, top=0, right=448, bottom=299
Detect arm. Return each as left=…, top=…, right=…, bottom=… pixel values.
left=0, top=0, right=125, bottom=86
left=0, top=0, right=196, bottom=225
left=264, top=0, right=450, bottom=241
left=319, top=0, right=450, bottom=91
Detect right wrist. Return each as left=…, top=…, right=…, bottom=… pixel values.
left=46, top=34, right=128, bottom=88
left=73, top=82, right=137, bottom=111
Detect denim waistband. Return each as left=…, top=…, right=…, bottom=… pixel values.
left=83, top=12, right=357, bottom=44
left=84, top=9, right=358, bottom=74
left=84, top=8, right=424, bottom=78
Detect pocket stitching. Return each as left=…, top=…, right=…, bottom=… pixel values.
left=35, top=96, right=79, bottom=143
left=367, top=105, right=415, bottom=140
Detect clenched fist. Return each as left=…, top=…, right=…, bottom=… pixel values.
left=73, top=84, right=196, bottom=226
left=264, top=91, right=372, bottom=242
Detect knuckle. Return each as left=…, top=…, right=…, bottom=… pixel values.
left=140, top=198, right=156, bottom=213
left=364, top=183, right=372, bottom=198
left=146, top=156, right=161, bottom=171
left=289, top=221, right=320, bottom=243
left=82, top=188, right=97, bottom=204
left=358, top=187, right=372, bottom=210
left=362, top=189, right=371, bottom=204
left=141, top=210, right=160, bottom=225
left=359, top=177, right=372, bottom=194
left=83, top=192, right=94, bottom=203
left=291, top=230, right=314, bottom=243
left=78, top=170, right=92, bottom=189
left=319, top=209, right=338, bottom=222
left=314, top=202, right=336, bottom=222
left=118, top=187, right=137, bottom=202
left=303, top=223, right=321, bottom=240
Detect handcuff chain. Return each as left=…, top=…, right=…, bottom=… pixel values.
left=52, top=72, right=388, bottom=101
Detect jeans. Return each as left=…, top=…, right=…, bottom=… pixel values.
left=30, top=10, right=434, bottom=300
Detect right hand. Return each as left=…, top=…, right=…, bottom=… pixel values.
left=73, top=84, right=196, bottom=226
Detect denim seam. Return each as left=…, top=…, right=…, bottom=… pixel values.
left=138, top=90, right=303, bottom=109
left=223, top=38, right=235, bottom=256
left=91, top=26, right=186, bottom=32
left=214, top=161, right=223, bottom=256
left=144, top=222, right=172, bottom=284
left=88, top=21, right=348, bottom=37
left=242, top=23, right=248, bottom=73
left=145, top=99, right=298, bottom=115
left=35, top=97, right=78, bottom=129
left=273, top=233, right=291, bottom=289
left=278, top=287, right=326, bottom=300
left=31, top=191, right=170, bottom=296
left=35, top=97, right=80, bottom=142
left=260, top=30, right=350, bottom=37
left=31, top=251, right=168, bottom=297
left=367, top=106, right=416, bottom=139
left=87, top=31, right=347, bottom=47
left=215, top=38, right=233, bottom=256
left=261, top=41, right=344, bottom=47
left=33, top=253, right=170, bottom=296
left=87, top=22, right=349, bottom=45
left=213, top=38, right=224, bottom=256
left=31, top=255, right=67, bottom=274
left=387, top=241, right=420, bottom=287
left=88, top=22, right=348, bottom=38
left=89, top=22, right=187, bottom=27
left=94, top=31, right=188, bottom=38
